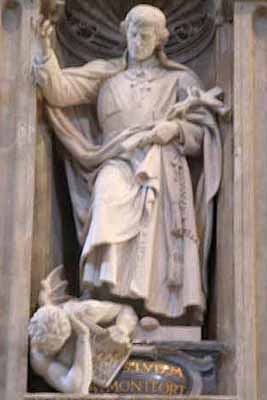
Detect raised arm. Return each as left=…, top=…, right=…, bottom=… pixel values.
left=33, top=18, right=102, bottom=108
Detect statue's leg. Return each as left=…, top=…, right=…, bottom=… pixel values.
left=81, top=159, right=144, bottom=293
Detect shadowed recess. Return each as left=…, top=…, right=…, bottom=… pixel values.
left=57, top=0, right=215, bottom=65
left=2, top=0, right=22, bottom=33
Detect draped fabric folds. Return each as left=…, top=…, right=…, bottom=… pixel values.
left=34, top=49, right=221, bottom=320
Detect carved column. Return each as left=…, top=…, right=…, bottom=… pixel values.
left=214, top=15, right=235, bottom=395
left=0, top=1, right=40, bottom=399
left=234, top=2, right=267, bottom=399
left=31, top=0, right=67, bottom=312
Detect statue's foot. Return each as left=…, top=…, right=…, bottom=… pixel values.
left=139, top=316, right=160, bottom=331
left=80, top=287, right=92, bottom=300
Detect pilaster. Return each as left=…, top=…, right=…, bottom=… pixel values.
left=234, top=2, right=267, bottom=399
left=0, top=1, right=40, bottom=399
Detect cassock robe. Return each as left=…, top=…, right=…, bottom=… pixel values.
left=34, top=50, right=222, bottom=320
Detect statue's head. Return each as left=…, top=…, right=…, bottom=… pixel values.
left=28, top=305, right=71, bottom=356
left=121, top=5, right=169, bottom=62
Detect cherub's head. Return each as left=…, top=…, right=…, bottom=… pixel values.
left=121, top=5, right=169, bottom=62
left=28, top=305, right=71, bottom=356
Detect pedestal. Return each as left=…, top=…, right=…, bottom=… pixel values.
left=28, top=341, right=224, bottom=397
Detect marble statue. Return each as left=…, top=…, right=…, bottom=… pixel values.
left=28, top=266, right=138, bottom=394
left=34, top=5, right=223, bottom=324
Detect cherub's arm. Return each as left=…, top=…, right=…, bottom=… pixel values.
left=108, top=304, right=138, bottom=345
left=30, top=316, right=92, bottom=394
left=64, top=315, right=92, bottom=394
left=65, top=300, right=138, bottom=345
left=115, top=305, right=138, bottom=337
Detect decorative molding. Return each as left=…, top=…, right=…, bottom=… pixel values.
left=24, top=395, right=238, bottom=400
left=215, top=0, right=233, bottom=23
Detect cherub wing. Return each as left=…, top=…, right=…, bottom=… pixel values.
left=38, top=265, right=72, bottom=306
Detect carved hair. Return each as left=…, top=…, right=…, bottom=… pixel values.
left=120, top=5, right=170, bottom=48
left=28, top=305, right=71, bottom=354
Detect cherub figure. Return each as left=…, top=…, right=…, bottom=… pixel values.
left=28, top=266, right=138, bottom=394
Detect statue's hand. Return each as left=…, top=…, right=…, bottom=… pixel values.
left=69, top=314, right=90, bottom=338
left=35, top=15, right=54, bottom=59
left=150, top=121, right=180, bottom=145
left=107, top=326, right=130, bottom=346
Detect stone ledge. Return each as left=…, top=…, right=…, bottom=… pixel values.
left=28, top=341, right=225, bottom=396
left=24, top=395, right=238, bottom=400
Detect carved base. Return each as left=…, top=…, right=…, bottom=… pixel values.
left=25, top=396, right=232, bottom=400
left=28, top=341, right=224, bottom=397
left=134, top=326, right=201, bottom=342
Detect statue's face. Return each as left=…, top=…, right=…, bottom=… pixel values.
left=127, top=21, right=158, bottom=61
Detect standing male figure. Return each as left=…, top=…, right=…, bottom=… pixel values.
left=34, top=5, right=222, bottom=324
